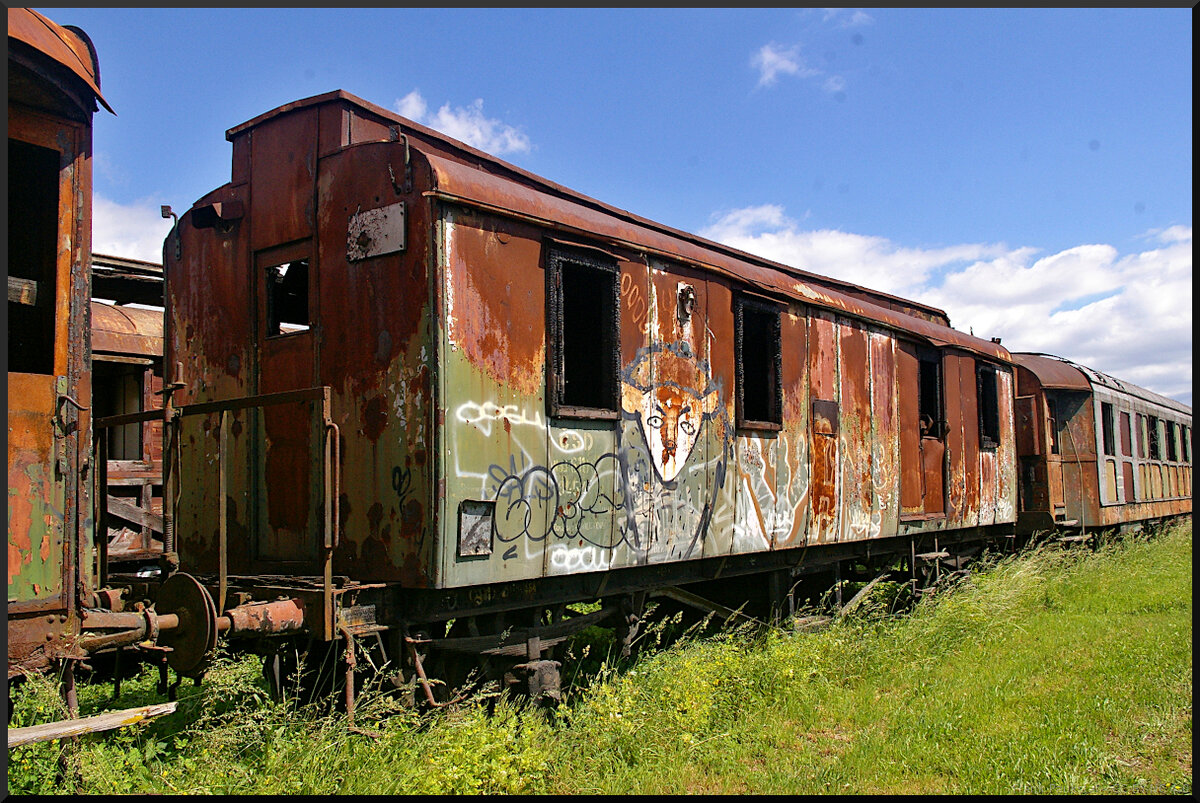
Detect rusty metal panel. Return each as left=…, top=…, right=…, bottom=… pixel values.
left=869, top=330, right=899, bottom=539
left=316, top=141, right=433, bottom=586
left=698, top=276, right=737, bottom=560
left=768, top=306, right=810, bottom=550
left=439, top=208, right=552, bottom=587
left=7, top=8, right=112, bottom=113
left=896, top=342, right=923, bottom=515
left=978, top=449, right=997, bottom=525
left=91, top=301, right=162, bottom=357
left=643, top=261, right=730, bottom=561
left=994, top=367, right=1018, bottom=524
left=1015, top=395, right=1040, bottom=456
left=837, top=318, right=873, bottom=542
left=8, top=374, right=66, bottom=602
left=346, top=202, right=405, bottom=261
left=248, top=109, right=318, bottom=252
left=942, top=353, right=975, bottom=525
left=166, top=194, right=256, bottom=578
left=807, top=311, right=839, bottom=543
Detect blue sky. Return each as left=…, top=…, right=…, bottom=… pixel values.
left=49, top=7, right=1192, bottom=404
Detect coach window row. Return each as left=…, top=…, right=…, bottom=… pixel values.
left=1134, top=413, right=1192, bottom=466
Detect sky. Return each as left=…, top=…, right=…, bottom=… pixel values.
left=48, top=7, right=1192, bottom=405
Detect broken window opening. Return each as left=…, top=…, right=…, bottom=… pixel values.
left=1181, top=425, right=1191, bottom=464
left=1165, top=421, right=1178, bottom=462
left=1148, top=415, right=1161, bottom=461
left=547, top=247, right=619, bottom=415
left=918, top=353, right=943, bottom=439
left=1135, top=413, right=1146, bottom=459
left=1100, top=401, right=1116, bottom=457
left=977, top=362, right=1000, bottom=449
left=8, top=139, right=61, bottom=375
left=735, top=296, right=782, bottom=428
left=265, top=259, right=311, bottom=336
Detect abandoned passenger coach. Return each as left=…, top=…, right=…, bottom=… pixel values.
left=161, top=90, right=1021, bottom=697
left=1012, top=352, right=1192, bottom=534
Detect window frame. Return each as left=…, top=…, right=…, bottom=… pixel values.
left=1100, top=401, right=1116, bottom=457
left=734, top=293, right=784, bottom=431
left=545, top=243, right=621, bottom=420
left=976, top=361, right=1001, bottom=450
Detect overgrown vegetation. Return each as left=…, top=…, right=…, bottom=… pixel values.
left=7, top=520, right=1191, bottom=795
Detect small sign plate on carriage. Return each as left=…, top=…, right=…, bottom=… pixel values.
left=347, top=202, right=405, bottom=261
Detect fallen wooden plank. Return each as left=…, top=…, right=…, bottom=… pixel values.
left=652, top=586, right=764, bottom=628
left=8, top=276, right=38, bottom=305
left=106, top=495, right=165, bottom=533
left=8, top=701, right=178, bottom=748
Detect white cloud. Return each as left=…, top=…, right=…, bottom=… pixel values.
left=752, top=43, right=819, bottom=88
left=701, top=207, right=1193, bottom=405
left=394, top=90, right=530, bottom=155
left=92, top=194, right=175, bottom=264
left=822, top=8, right=874, bottom=27
left=751, top=42, right=846, bottom=95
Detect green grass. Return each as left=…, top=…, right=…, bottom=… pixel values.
left=7, top=519, right=1192, bottom=795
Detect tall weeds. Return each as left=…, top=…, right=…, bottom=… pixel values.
left=6, top=520, right=1191, bottom=795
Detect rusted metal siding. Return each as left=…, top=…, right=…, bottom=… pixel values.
left=807, top=311, right=840, bottom=544
left=869, top=331, right=900, bottom=539
left=438, top=207, right=554, bottom=587
left=838, top=318, right=874, bottom=541
left=698, top=275, right=737, bottom=560
left=771, top=306, right=811, bottom=550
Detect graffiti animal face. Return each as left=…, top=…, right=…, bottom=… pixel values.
left=621, top=342, right=720, bottom=482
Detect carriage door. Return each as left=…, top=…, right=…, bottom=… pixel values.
left=898, top=342, right=946, bottom=518
left=7, top=130, right=81, bottom=607
left=252, top=241, right=322, bottom=567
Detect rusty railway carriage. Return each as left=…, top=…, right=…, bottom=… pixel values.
left=155, top=90, right=1031, bottom=699
left=7, top=7, right=110, bottom=680
left=1012, top=353, right=1192, bottom=535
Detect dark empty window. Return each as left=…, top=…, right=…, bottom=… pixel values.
left=547, top=246, right=619, bottom=415
left=1135, top=413, right=1146, bottom=459
left=1165, top=421, right=1178, bottom=462
left=265, top=259, right=310, bottom=336
left=977, top=362, right=1000, bottom=449
left=8, top=139, right=61, bottom=374
left=918, top=352, right=943, bottom=438
left=94, top=361, right=144, bottom=460
left=735, top=296, right=782, bottom=428
left=1100, top=402, right=1116, bottom=456
left=1048, top=397, right=1061, bottom=455
left=1182, top=426, right=1191, bottom=464
left=1148, top=415, right=1161, bottom=460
